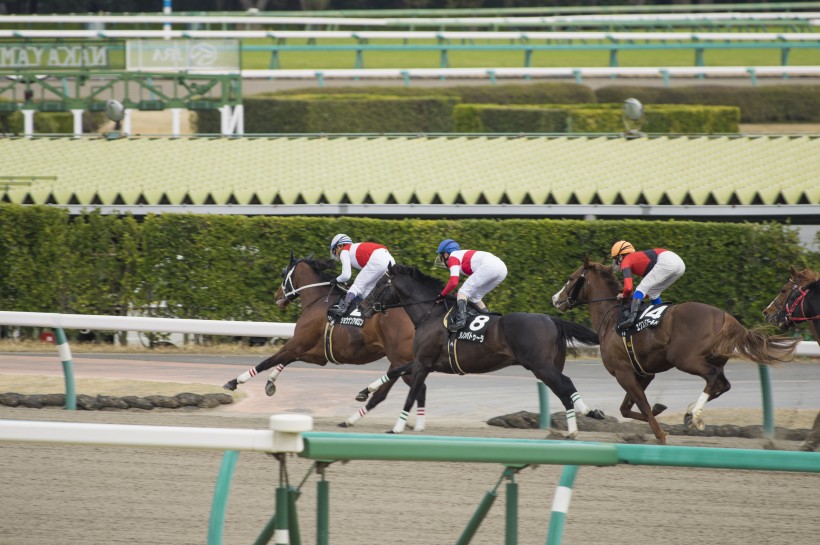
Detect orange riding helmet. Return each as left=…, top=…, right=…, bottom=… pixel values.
left=610, top=240, right=636, bottom=259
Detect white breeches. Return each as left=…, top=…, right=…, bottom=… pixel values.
left=348, top=249, right=395, bottom=299
left=459, top=256, right=507, bottom=303
left=635, top=251, right=685, bottom=300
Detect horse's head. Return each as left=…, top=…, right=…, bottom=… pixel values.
left=552, top=257, right=619, bottom=311
left=275, top=252, right=335, bottom=309
left=762, top=266, right=820, bottom=329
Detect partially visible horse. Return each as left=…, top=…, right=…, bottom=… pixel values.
left=360, top=263, right=604, bottom=436
left=223, top=254, right=426, bottom=429
left=762, top=266, right=820, bottom=344
left=551, top=257, right=800, bottom=444
left=762, top=265, right=820, bottom=452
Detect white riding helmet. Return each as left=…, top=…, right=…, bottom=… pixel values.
left=330, top=233, right=352, bottom=259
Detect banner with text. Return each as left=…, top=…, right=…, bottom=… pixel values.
left=0, top=43, right=112, bottom=69
left=126, top=40, right=240, bottom=72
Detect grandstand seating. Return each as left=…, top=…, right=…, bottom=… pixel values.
left=1, top=135, right=817, bottom=209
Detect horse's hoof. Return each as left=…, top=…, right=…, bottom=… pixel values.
left=799, top=442, right=816, bottom=452
left=337, top=421, right=351, bottom=428
left=652, top=403, right=668, bottom=416
left=386, top=430, right=398, bottom=434
left=264, top=380, right=276, bottom=397
left=683, top=412, right=693, bottom=428
left=355, top=390, right=370, bottom=402
left=223, top=379, right=238, bottom=391
left=586, top=409, right=605, bottom=420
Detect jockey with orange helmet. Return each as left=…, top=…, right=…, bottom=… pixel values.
left=435, top=239, right=507, bottom=332
left=328, top=234, right=395, bottom=321
left=610, top=240, right=686, bottom=331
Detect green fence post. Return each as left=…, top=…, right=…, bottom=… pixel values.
left=758, top=364, right=775, bottom=439
left=505, top=469, right=518, bottom=545
left=273, top=485, right=289, bottom=545
left=545, top=465, right=579, bottom=545
left=207, top=450, right=239, bottom=545
left=54, top=328, right=76, bottom=410
left=572, top=69, right=582, bottom=85
left=401, top=70, right=411, bottom=86
left=537, top=382, right=550, bottom=430
left=287, top=487, right=301, bottom=545
left=747, top=67, right=758, bottom=86
left=317, top=473, right=330, bottom=545
left=456, top=490, right=497, bottom=545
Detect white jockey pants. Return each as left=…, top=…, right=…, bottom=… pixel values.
left=459, top=255, right=508, bottom=303
left=635, top=251, right=685, bottom=300
left=349, top=248, right=395, bottom=299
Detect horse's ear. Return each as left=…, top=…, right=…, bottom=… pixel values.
left=289, top=251, right=295, bottom=264
left=583, top=255, right=590, bottom=268
left=790, top=265, right=799, bottom=277
left=387, top=262, right=394, bottom=274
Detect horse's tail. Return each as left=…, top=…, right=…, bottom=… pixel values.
left=551, top=316, right=600, bottom=347
left=711, top=314, right=799, bottom=365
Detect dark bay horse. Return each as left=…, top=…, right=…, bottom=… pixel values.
left=360, top=263, right=604, bottom=436
left=223, top=254, right=426, bottom=429
left=551, top=257, right=800, bottom=444
left=763, top=266, right=820, bottom=452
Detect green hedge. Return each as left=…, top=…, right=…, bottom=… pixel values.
left=0, top=109, right=108, bottom=134
left=194, top=94, right=460, bottom=133
left=194, top=83, right=595, bottom=133
left=595, top=85, right=820, bottom=123
left=0, top=204, right=817, bottom=337
left=453, top=104, right=739, bottom=133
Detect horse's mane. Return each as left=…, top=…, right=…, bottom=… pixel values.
left=589, top=261, right=622, bottom=293
left=391, top=264, right=446, bottom=292
left=299, top=257, right=337, bottom=281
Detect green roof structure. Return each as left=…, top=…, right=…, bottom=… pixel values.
left=1, top=135, right=818, bottom=219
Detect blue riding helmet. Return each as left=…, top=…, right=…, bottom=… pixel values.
left=437, top=239, right=460, bottom=255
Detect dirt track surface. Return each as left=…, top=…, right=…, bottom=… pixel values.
left=1, top=407, right=820, bottom=545
left=2, top=352, right=820, bottom=545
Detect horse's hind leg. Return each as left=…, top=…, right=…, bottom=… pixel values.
left=531, top=365, right=590, bottom=439
left=684, top=360, right=730, bottom=431
left=390, top=364, right=429, bottom=434
left=354, top=362, right=413, bottom=402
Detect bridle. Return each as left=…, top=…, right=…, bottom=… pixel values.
left=280, top=260, right=339, bottom=303
left=780, top=279, right=820, bottom=324
left=562, top=267, right=618, bottom=309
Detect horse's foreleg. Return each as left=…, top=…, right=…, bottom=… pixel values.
left=223, top=349, right=294, bottom=396
left=615, top=371, right=667, bottom=444
left=412, top=383, right=427, bottom=432
left=341, top=375, right=401, bottom=428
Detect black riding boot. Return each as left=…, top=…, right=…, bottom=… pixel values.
left=617, top=298, right=642, bottom=331
left=328, top=294, right=353, bottom=321
left=449, top=299, right=467, bottom=332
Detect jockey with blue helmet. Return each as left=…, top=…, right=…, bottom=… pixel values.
left=435, top=239, right=507, bottom=332
left=328, top=233, right=395, bottom=321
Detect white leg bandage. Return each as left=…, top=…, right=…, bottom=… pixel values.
left=392, top=411, right=409, bottom=433
left=237, top=368, right=257, bottom=384
left=571, top=392, right=590, bottom=415
left=368, top=374, right=390, bottom=393
left=414, top=407, right=426, bottom=432
left=566, top=409, right=578, bottom=437
left=267, top=364, right=285, bottom=381
left=345, top=406, right=368, bottom=426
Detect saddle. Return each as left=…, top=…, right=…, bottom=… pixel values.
left=617, top=302, right=673, bottom=337
left=443, top=306, right=500, bottom=334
